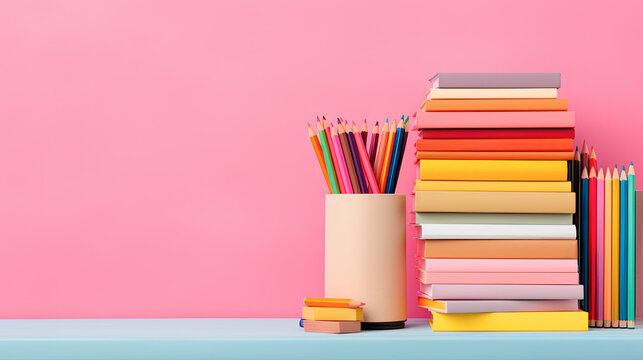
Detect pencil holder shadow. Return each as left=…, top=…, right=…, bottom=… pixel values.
left=325, top=194, right=407, bottom=329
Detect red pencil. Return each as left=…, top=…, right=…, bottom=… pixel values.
left=589, top=166, right=597, bottom=327
left=368, top=122, right=379, bottom=167
left=589, top=147, right=597, bottom=172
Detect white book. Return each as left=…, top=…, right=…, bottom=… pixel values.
left=417, top=224, right=576, bottom=239
left=417, top=292, right=579, bottom=313
left=427, top=87, right=558, bottom=99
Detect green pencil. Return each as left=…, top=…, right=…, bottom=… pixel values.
left=317, top=120, right=340, bottom=194
left=627, top=163, right=636, bottom=328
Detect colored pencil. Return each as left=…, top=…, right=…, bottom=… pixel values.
left=627, top=163, right=636, bottom=328
left=589, top=167, right=597, bottom=326
left=352, top=122, right=380, bottom=194
left=346, top=122, right=368, bottom=193
left=581, top=141, right=589, bottom=174
left=611, top=166, right=620, bottom=327
left=337, top=121, right=361, bottom=194
left=574, top=149, right=581, bottom=267
left=303, top=297, right=365, bottom=308
left=317, top=120, right=339, bottom=194
left=581, top=167, right=589, bottom=312
left=597, top=169, right=605, bottom=327
left=373, top=120, right=389, bottom=183
left=323, top=118, right=345, bottom=194
left=330, top=124, right=353, bottom=194
left=619, top=167, right=627, bottom=327
left=392, top=121, right=410, bottom=193
left=308, top=123, right=332, bottom=192
left=361, top=119, right=368, bottom=145
left=385, top=120, right=405, bottom=193
left=368, top=122, right=380, bottom=167
left=589, top=147, right=597, bottom=172
left=379, top=119, right=397, bottom=192
left=604, top=168, right=612, bottom=327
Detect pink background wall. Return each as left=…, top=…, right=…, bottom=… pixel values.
left=0, top=0, right=642, bottom=318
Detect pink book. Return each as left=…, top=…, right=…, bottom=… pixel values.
left=420, top=284, right=584, bottom=300
left=418, top=294, right=579, bottom=314
left=417, top=268, right=579, bottom=285
left=415, top=111, right=575, bottom=129
left=417, top=258, right=578, bottom=273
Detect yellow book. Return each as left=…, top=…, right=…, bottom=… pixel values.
left=415, top=180, right=571, bottom=192
left=302, top=307, right=363, bottom=321
left=429, top=310, right=588, bottom=331
left=419, top=159, right=567, bottom=181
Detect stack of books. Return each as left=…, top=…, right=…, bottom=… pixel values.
left=413, top=73, right=588, bottom=331
left=301, top=297, right=364, bottom=333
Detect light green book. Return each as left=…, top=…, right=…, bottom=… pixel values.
left=413, top=212, right=573, bottom=225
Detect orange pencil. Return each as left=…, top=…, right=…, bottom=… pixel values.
left=373, top=121, right=390, bottom=182
left=379, top=119, right=397, bottom=192
left=303, top=297, right=365, bottom=308
left=308, top=123, right=331, bottom=192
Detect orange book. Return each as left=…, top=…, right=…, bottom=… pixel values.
left=418, top=239, right=578, bottom=259
left=421, top=99, right=568, bottom=112
left=416, top=138, right=573, bottom=152
left=416, top=151, right=574, bottom=161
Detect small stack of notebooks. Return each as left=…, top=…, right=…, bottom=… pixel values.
left=573, top=142, right=636, bottom=328
left=413, top=73, right=588, bottom=331
left=301, top=297, right=364, bottom=334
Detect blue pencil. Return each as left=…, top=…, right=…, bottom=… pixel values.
left=619, top=167, right=628, bottom=323
left=391, top=123, right=409, bottom=192
left=384, top=120, right=404, bottom=193
left=581, top=168, right=589, bottom=311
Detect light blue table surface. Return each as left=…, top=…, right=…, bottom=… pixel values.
left=0, top=318, right=641, bottom=360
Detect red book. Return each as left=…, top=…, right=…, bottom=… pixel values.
left=420, top=128, right=575, bottom=139
left=588, top=168, right=597, bottom=324
left=416, top=138, right=573, bottom=152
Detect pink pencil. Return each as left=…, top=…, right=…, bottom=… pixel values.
left=322, top=117, right=345, bottom=194
left=597, top=168, right=605, bottom=327
left=330, top=124, right=353, bottom=194
left=351, top=122, right=380, bottom=194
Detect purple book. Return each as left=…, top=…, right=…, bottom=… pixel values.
left=431, top=73, right=561, bottom=88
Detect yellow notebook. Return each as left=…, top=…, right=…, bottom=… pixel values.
left=429, top=310, right=588, bottom=331
left=415, top=180, right=571, bottom=192
left=419, top=159, right=567, bottom=181
left=302, top=307, right=364, bottom=321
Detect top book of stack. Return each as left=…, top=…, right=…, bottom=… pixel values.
left=430, top=73, right=561, bottom=88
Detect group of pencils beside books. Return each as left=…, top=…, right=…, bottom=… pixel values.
left=574, top=142, right=636, bottom=328
left=307, top=116, right=409, bottom=194
left=414, top=73, right=587, bottom=331
left=300, top=297, right=364, bottom=334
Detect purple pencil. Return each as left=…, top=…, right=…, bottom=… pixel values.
left=346, top=122, right=368, bottom=193
left=360, top=119, right=368, bottom=145
left=368, top=122, right=379, bottom=167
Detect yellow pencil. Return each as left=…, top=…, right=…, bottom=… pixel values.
left=611, top=166, right=620, bottom=326
left=379, top=119, right=397, bottom=192
left=604, top=168, right=612, bottom=327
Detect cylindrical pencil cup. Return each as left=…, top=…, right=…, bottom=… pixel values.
left=325, top=194, right=407, bottom=329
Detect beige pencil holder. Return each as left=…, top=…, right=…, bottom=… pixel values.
left=325, top=194, right=407, bottom=329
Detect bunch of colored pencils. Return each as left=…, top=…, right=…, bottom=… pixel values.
left=307, top=115, right=410, bottom=194
left=574, top=141, right=636, bottom=328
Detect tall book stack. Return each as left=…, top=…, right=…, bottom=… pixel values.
left=413, top=73, right=588, bottom=331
